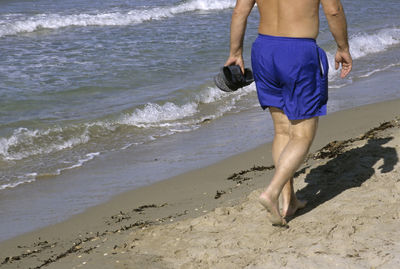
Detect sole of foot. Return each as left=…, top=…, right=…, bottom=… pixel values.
left=258, top=196, right=288, bottom=227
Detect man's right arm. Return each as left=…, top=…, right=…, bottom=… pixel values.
left=225, top=0, right=255, bottom=73
left=321, top=0, right=352, bottom=78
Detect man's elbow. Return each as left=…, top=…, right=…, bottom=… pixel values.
left=326, top=6, right=342, bottom=17
left=324, top=1, right=344, bottom=17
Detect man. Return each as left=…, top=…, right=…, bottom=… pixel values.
left=224, top=0, right=352, bottom=226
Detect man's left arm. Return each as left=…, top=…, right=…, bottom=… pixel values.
left=225, top=0, right=256, bottom=73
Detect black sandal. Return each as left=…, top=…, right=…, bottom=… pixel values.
left=214, top=65, right=254, bottom=92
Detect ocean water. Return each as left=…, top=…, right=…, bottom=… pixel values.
left=0, top=0, right=399, bottom=241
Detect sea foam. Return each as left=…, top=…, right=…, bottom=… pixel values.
left=0, top=173, right=37, bottom=190
left=119, top=83, right=255, bottom=129
left=350, top=28, right=400, bottom=59
left=119, top=102, right=199, bottom=127
left=0, top=151, right=100, bottom=190
left=0, top=127, right=90, bottom=161
left=0, top=0, right=236, bottom=37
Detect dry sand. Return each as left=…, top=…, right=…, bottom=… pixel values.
left=1, top=99, right=400, bottom=269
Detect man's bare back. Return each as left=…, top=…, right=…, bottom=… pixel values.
left=227, top=0, right=352, bottom=78
left=257, top=0, right=320, bottom=39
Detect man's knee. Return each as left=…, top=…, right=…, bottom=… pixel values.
left=275, top=124, right=290, bottom=137
left=289, top=117, right=318, bottom=142
left=289, top=131, right=314, bottom=144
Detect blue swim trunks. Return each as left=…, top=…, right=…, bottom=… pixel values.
left=251, top=34, right=329, bottom=120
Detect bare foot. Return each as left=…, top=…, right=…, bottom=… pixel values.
left=281, top=197, right=307, bottom=218
left=259, top=193, right=287, bottom=226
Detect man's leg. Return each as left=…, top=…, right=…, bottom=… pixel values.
left=260, top=108, right=318, bottom=225
left=268, top=108, right=307, bottom=218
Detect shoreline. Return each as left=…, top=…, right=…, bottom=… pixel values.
left=1, top=98, right=400, bottom=268
left=2, top=65, right=400, bottom=243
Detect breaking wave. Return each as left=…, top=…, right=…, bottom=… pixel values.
left=350, top=28, right=400, bottom=59
left=0, top=84, right=255, bottom=162
left=0, top=0, right=236, bottom=37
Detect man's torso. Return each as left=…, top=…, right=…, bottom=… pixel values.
left=256, top=0, right=321, bottom=39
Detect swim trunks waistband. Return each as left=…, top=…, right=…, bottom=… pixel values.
left=257, top=33, right=316, bottom=43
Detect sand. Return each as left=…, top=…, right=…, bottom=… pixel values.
left=1, top=99, right=400, bottom=269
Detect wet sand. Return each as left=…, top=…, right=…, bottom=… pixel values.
left=1, top=99, right=400, bottom=269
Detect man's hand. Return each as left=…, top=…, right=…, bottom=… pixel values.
left=335, top=49, right=352, bottom=78
left=322, top=0, right=352, bottom=78
left=224, top=0, right=255, bottom=75
left=225, top=55, right=245, bottom=74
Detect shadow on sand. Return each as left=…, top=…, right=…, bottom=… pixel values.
left=291, top=136, right=398, bottom=220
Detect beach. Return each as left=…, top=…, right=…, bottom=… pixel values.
left=1, top=98, right=400, bottom=268
left=1, top=0, right=400, bottom=267
left=1, top=0, right=400, bottom=241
